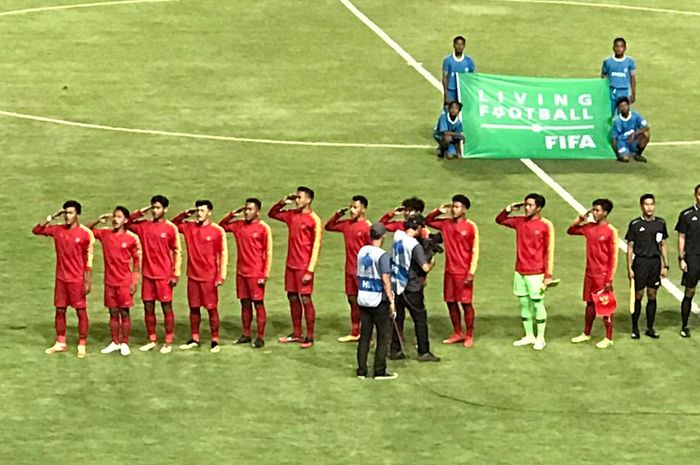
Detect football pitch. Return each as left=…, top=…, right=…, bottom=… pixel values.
left=1, top=0, right=699, bottom=463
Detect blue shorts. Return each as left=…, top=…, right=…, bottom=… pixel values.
left=610, top=87, right=631, bottom=113
left=616, top=138, right=639, bottom=157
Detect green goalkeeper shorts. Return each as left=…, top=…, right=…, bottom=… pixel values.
left=513, top=272, right=545, bottom=300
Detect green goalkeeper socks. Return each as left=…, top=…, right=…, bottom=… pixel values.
left=533, top=299, right=547, bottom=340
left=519, top=296, right=534, bottom=338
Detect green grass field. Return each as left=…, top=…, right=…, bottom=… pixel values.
left=1, top=1, right=699, bottom=464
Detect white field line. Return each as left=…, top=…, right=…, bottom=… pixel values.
left=497, top=0, right=700, bottom=17
left=339, top=0, right=698, bottom=312
left=0, top=0, right=178, bottom=17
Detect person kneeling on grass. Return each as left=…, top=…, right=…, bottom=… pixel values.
left=612, top=96, right=650, bottom=163
left=434, top=101, right=464, bottom=160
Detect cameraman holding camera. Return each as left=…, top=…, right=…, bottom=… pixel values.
left=389, top=215, right=441, bottom=362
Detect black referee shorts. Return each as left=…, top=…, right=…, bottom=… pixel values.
left=633, top=256, right=661, bottom=291
left=682, top=255, right=700, bottom=288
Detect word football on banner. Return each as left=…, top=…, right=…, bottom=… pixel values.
left=458, top=73, right=614, bottom=159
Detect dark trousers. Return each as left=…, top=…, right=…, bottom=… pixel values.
left=356, top=301, right=391, bottom=377
left=391, top=290, right=430, bottom=355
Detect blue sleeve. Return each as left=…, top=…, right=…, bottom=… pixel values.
left=378, top=253, right=391, bottom=275
left=611, top=120, right=622, bottom=139
left=468, top=57, right=476, bottom=73
left=442, top=56, right=450, bottom=73
left=436, top=114, right=448, bottom=134
left=601, top=59, right=608, bottom=76
left=454, top=120, right=463, bottom=133
left=629, top=57, right=637, bottom=72
left=637, top=113, right=648, bottom=129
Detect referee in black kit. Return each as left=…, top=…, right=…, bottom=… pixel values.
left=676, top=184, right=700, bottom=338
left=625, top=194, right=670, bottom=339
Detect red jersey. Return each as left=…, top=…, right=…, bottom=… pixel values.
left=324, top=213, right=371, bottom=275
left=496, top=210, right=554, bottom=278
left=268, top=202, right=322, bottom=272
left=425, top=211, right=479, bottom=276
left=220, top=216, right=273, bottom=279
left=172, top=214, right=228, bottom=282
left=32, top=224, right=94, bottom=283
left=379, top=211, right=430, bottom=237
left=567, top=222, right=618, bottom=281
left=92, top=228, right=142, bottom=286
left=127, top=211, right=181, bottom=280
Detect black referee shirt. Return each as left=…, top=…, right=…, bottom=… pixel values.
left=625, top=216, right=668, bottom=257
left=675, top=205, right=700, bottom=256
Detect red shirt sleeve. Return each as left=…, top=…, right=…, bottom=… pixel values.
left=268, top=201, right=293, bottom=224
left=566, top=223, right=586, bottom=236
left=424, top=209, right=445, bottom=230
left=324, top=212, right=347, bottom=232
left=126, top=211, right=145, bottom=233
left=495, top=210, right=520, bottom=228
left=606, top=226, right=619, bottom=284
left=91, top=228, right=107, bottom=240
left=171, top=212, right=190, bottom=232
left=32, top=224, right=57, bottom=236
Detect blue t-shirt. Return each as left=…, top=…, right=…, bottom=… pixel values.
left=442, top=53, right=476, bottom=91
left=612, top=111, right=647, bottom=140
left=601, top=56, right=636, bottom=89
left=434, top=112, right=463, bottom=138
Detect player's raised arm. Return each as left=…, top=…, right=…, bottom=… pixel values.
left=171, top=208, right=195, bottom=226
left=425, top=204, right=450, bottom=228
left=32, top=210, right=65, bottom=234
left=219, top=207, right=244, bottom=226
left=324, top=207, right=348, bottom=232
left=567, top=210, right=591, bottom=235
left=495, top=203, right=522, bottom=227
left=86, top=213, right=112, bottom=230
left=268, top=194, right=295, bottom=222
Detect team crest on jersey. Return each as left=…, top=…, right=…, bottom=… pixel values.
left=74, top=237, right=81, bottom=243
left=121, top=242, right=128, bottom=248
left=206, top=236, right=212, bottom=241
left=639, top=227, right=645, bottom=232
left=160, top=232, right=167, bottom=238
left=252, top=232, right=259, bottom=239
left=693, top=216, right=698, bottom=221
left=600, top=235, right=606, bottom=241
left=460, top=230, right=468, bottom=236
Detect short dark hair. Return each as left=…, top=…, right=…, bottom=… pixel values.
left=592, top=198, right=613, bottom=214
left=448, top=101, right=463, bottom=111
left=452, top=194, right=471, bottom=209
left=150, top=195, right=169, bottom=208
left=640, top=193, right=655, bottom=204
left=694, top=184, right=700, bottom=194
left=113, top=205, right=130, bottom=218
left=297, top=186, right=315, bottom=200
left=453, top=35, right=466, bottom=44
left=245, top=197, right=262, bottom=209
left=352, top=195, right=368, bottom=208
left=369, top=228, right=384, bottom=241
left=63, top=200, right=81, bottom=214
left=613, top=37, right=627, bottom=47
left=404, top=214, right=425, bottom=231
left=616, top=96, right=630, bottom=107
left=402, top=196, right=425, bottom=213
left=525, top=193, right=546, bottom=209
left=195, top=199, right=213, bottom=210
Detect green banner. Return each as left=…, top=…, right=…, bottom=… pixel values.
left=458, top=73, right=613, bottom=159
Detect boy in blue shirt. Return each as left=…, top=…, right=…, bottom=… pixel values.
left=612, top=97, right=650, bottom=163
left=601, top=37, right=637, bottom=114
left=434, top=101, right=464, bottom=160
left=442, top=36, right=476, bottom=106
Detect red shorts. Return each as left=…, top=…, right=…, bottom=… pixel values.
left=583, top=275, right=607, bottom=302
left=345, top=272, right=358, bottom=296
left=285, top=267, right=314, bottom=295
left=104, top=284, right=133, bottom=309
left=142, top=277, right=173, bottom=303
left=444, top=272, right=473, bottom=304
left=54, top=279, right=86, bottom=309
left=187, top=279, right=219, bottom=309
left=236, top=275, right=266, bottom=301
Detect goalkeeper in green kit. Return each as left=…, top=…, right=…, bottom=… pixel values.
left=496, top=194, right=555, bottom=351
